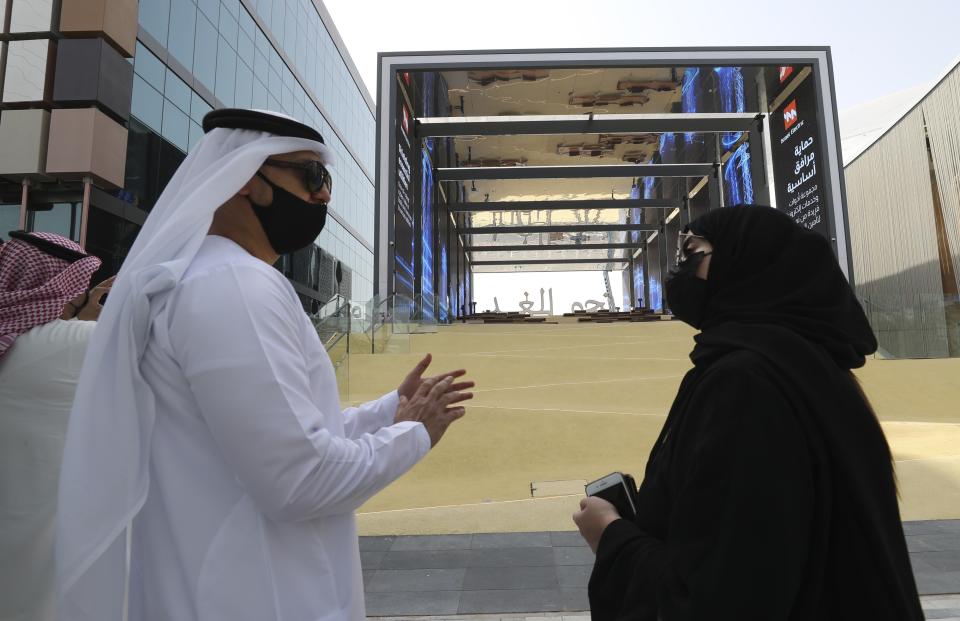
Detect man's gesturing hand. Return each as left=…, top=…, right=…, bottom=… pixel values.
left=398, top=353, right=474, bottom=401
left=394, top=375, right=472, bottom=447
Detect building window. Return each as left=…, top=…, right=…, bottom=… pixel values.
left=167, top=0, right=197, bottom=72
left=161, top=99, right=190, bottom=152
left=86, top=206, right=141, bottom=281
left=131, top=75, right=164, bottom=133
left=29, top=202, right=79, bottom=241
left=0, top=204, right=21, bottom=237
left=139, top=0, right=171, bottom=46
left=193, top=13, right=218, bottom=92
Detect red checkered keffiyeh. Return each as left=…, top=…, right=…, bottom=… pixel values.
left=0, top=232, right=101, bottom=359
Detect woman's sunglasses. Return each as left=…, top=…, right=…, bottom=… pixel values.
left=263, top=159, right=332, bottom=194
left=675, top=231, right=707, bottom=266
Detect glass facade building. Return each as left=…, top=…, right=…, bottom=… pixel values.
left=133, top=0, right=376, bottom=305
left=0, top=0, right=376, bottom=310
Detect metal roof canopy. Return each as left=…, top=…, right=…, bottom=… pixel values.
left=451, top=199, right=680, bottom=212
left=467, top=243, right=639, bottom=251
left=462, top=223, right=658, bottom=234
left=417, top=113, right=761, bottom=137
left=472, top=258, right=630, bottom=266
left=376, top=47, right=851, bottom=291
left=437, top=163, right=715, bottom=181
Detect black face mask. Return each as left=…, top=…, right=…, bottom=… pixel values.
left=665, top=251, right=712, bottom=328
left=250, top=171, right=327, bottom=255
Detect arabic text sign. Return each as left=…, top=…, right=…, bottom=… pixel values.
left=771, top=77, right=829, bottom=239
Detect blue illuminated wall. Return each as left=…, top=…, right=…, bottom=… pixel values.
left=628, top=181, right=641, bottom=245
left=422, top=72, right=436, bottom=153
left=649, top=265, right=662, bottom=312
left=680, top=67, right=707, bottom=166
left=395, top=240, right=415, bottom=298
left=632, top=260, right=645, bottom=308
left=643, top=177, right=662, bottom=311
left=714, top=67, right=754, bottom=205
left=439, top=243, right=449, bottom=322
left=420, top=149, right=435, bottom=321
left=682, top=68, right=702, bottom=147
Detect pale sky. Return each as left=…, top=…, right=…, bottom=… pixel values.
left=324, top=0, right=960, bottom=112
left=321, top=0, right=959, bottom=309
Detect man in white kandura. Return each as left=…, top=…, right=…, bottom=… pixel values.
left=56, top=109, right=474, bottom=621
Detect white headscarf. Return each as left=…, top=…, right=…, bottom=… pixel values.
left=56, top=117, right=331, bottom=619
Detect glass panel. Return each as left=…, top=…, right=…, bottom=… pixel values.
left=237, top=31, right=254, bottom=67
left=283, top=7, right=296, bottom=52
left=270, top=0, right=284, bottom=42
left=85, top=207, right=141, bottom=282
left=267, top=69, right=283, bottom=98
left=190, top=91, right=212, bottom=125
left=123, top=119, right=162, bottom=211
left=167, top=0, right=197, bottom=72
left=3, top=40, right=49, bottom=102
left=162, top=99, right=190, bottom=152
left=220, top=0, right=239, bottom=19
left=9, top=0, right=53, bottom=32
left=192, top=14, right=218, bottom=92
left=235, top=60, right=253, bottom=109
left=131, top=75, right=164, bottom=133
left=157, top=138, right=187, bottom=193
left=218, top=2, right=238, bottom=49
left=0, top=205, right=22, bottom=237
left=30, top=203, right=77, bottom=240
left=253, top=50, right=269, bottom=83
left=164, top=68, right=192, bottom=113
left=252, top=77, right=269, bottom=110
left=137, top=0, right=170, bottom=44
left=188, top=121, right=204, bottom=151
left=196, top=0, right=219, bottom=22
left=134, top=42, right=166, bottom=91
left=214, top=36, right=237, bottom=106
left=238, top=5, right=256, bottom=38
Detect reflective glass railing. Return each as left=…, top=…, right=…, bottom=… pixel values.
left=858, top=294, right=960, bottom=359
left=311, top=295, right=351, bottom=398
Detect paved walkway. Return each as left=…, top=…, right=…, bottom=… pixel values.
left=361, top=520, right=960, bottom=617
left=371, top=593, right=960, bottom=620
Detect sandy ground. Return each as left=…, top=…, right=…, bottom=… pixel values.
left=345, top=321, right=960, bottom=535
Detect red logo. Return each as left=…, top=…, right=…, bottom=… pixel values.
left=401, top=103, right=411, bottom=135
left=783, top=100, right=798, bottom=130
left=779, top=66, right=794, bottom=83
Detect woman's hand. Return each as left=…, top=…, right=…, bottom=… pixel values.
left=572, top=496, right=621, bottom=553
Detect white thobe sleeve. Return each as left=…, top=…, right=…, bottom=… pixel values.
left=342, top=391, right=400, bottom=438
left=167, top=265, right=431, bottom=522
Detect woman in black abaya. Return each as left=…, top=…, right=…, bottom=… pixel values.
left=573, top=205, right=922, bottom=620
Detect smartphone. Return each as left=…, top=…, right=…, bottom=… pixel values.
left=585, top=472, right=639, bottom=520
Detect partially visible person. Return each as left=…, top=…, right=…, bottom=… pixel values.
left=0, top=231, right=113, bottom=621
left=574, top=206, right=923, bottom=620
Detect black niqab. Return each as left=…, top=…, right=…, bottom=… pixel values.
left=691, top=206, right=919, bottom=618
left=589, top=206, right=922, bottom=620
left=688, top=205, right=876, bottom=367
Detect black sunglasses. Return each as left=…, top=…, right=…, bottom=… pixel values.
left=263, top=159, right=332, bottom=194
